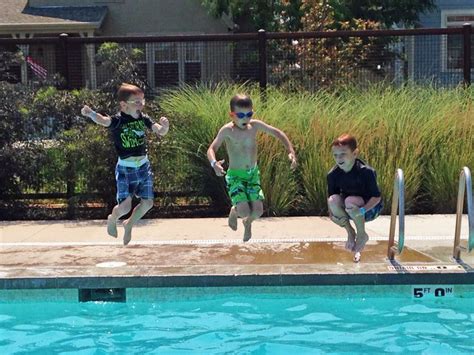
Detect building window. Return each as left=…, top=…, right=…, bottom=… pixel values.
left=154, top=43, right=179, bottom=86
left=442, top=10, right=474, bottom=71
left=153, top=42, right=202, bottom=88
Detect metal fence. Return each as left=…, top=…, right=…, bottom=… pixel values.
left=0, top=25, right=472, bottom=92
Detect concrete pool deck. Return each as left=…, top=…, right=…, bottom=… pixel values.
left=0, top=215, right=473, bottom=289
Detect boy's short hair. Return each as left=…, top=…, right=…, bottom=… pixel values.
left=332, top=134, right=357, bottom=151
left=230, top=94, right=252, bottom=111
left=117, top=83, right=144, bottom=102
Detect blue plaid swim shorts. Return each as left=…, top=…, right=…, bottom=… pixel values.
left=348, top=200, right=383, bottom=222
left=115, top=160, right=154, bottom=203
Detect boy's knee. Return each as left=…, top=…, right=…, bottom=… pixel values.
left=328, top=194, right=342, bottom=206
left=251, top=203, right=264, bottom=218
left=118, top=198, right=132, bottom=214
left=344, top=196, right=361, bottom=209
left=236, top=203, right=251, bottom=218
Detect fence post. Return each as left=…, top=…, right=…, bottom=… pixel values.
left=59, top=33, right=70, bottom=89
left=258, top=29, right=267, bottom=92
left=59, top=33, right=76, bottom=217
left=462, top=24, right=471, bottom=86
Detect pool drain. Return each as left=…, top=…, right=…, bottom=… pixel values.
left=79, top=288, right=126, bottom=302
left=96, top=261, right=127, bottom=268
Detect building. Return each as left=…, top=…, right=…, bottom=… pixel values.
left=410, top=0, right=474, bottom=84
left=0, top=0, right=234, bottom=89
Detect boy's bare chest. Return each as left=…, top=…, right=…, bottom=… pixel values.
left=226, top=129, right=257, bottom=148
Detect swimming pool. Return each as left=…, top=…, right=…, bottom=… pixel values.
left=1, top=285, right=473, bottom=354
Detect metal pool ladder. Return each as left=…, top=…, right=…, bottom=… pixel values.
left=453, top=166, right=474, bottom=260
left=387, top=169, right=405, bottom=261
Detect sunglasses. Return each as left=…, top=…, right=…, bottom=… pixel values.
left=126, top=99, right=145, bottom=105
left=233, top=111, right=253, bottom=119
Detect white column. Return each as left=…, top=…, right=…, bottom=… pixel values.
left=81, top=31, right=97, bottom=89
left=146, top=42, right=155, bottom=88
left=13, top=33, right=33, bottom=84
left=178, top=43, right=185, bottom=86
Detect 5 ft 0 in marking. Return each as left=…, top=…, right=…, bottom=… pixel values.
left=412, top=285, right=454, bottom=299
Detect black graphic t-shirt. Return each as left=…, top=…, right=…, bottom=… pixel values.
left=108, top=111, right=155, bottom=159
left=327, top=159, right=381, bottom=203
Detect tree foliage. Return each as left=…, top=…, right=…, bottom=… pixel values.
left=96, top=42, right=148, bottom=93
left=202, top=0, right=435, bottom=31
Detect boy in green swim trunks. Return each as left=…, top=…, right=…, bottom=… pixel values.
left=207, top=94, right=297, bottom=241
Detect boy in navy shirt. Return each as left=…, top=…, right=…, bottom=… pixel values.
left=81, top=83, right=169, bottom=245
left=327, top=134, right=382, bottom=262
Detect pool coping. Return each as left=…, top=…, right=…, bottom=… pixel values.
left=2, top=271, right=474, bottom=289
left=2, top=216, right=473, bottom=290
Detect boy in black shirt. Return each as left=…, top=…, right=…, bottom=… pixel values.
left=327, top=134, right=382, bottom=262
left=81, top=83, right=169, bottom=245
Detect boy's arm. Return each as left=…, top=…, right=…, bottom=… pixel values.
left=151, top=116, right=170, bottom=137
left=359, top=169, right=382, bottom=214
left=81, top=105, right=111, bottom=127
left=362, top=196, right=382, bottom=212
left=207, top=126, right=227, bottom=176
left=253, top=120, right=297, bottom=169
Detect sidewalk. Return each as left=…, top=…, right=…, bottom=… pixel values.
left=1, top=215, right=473, bottom=289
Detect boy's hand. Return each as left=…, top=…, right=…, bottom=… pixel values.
left=158, top=116, right=169, bottom=136
left=288, top=152, right=297, bottom=169
left=213, top=159, right=226, bottom=177
left=81, top=105, right=94, bottom=118
left=330, top=215, right=349, bottom=227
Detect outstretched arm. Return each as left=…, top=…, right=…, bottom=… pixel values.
left=81, top=105, right=112, bottom=127
left=207, top=127, right=227, bottom=176
left=253, top=120, right=297, bottom=169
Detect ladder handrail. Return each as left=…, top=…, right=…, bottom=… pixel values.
left=453, top=166, right=474, bottom=260
left=387, top=168, right=405, bottom=260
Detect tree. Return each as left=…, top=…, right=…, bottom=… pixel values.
left=271, top=0, right=385, bottom=89
left=331, top=0, right=436, bottom=28
left=202, top=0, right=302, bottom=32
left=96, top=42, right=148, bottom=93
left=202, top=0, right=435, bottom=31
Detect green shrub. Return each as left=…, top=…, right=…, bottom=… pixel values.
left=162, top=83, right=474, bottom=216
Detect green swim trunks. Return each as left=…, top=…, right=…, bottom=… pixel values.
left=225, top=165, right=265, bottom=206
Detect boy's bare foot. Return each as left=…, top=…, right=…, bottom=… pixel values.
left=107, top=214, right=117, bottom=238
left=123, top=219, right=132, bottom=246
left=228, top=206, right=238, bottom=231
left=345, top=226, right=356, bottom=251
left=243, top=219, right=252, bottom=242
left=354, top=232, right=369, bottom=252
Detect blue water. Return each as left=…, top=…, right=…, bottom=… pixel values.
left=1, top=286, right=474, bottom=354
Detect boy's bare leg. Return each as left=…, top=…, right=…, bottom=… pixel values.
left=342, top=220, right=356, bottom=251
left=228, top=206, right=238, bottom=231
left=328, top=195, right=355, bottom=251
left=107, top=197, right=132, bottom=238
left=243, top=218, right=252, bottom=242
left=235, top=202, right=251, bottom=240
left=349, top=212, right=368, bottom=252
left=242, top=200, right=264, bottom=242
left=123, top=199, right=154, bottom=245
left=345, top=196, right=368, bottom=253
left=107, top=215, right=117, bottom=238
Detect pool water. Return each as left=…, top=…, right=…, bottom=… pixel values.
left=1, top=286, right=473, bottom=354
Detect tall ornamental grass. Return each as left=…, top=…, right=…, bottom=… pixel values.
left=160, top=83, right=474, bottom=216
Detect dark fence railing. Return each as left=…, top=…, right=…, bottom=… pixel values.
left=0, top=26, right=473, bottom=218
left=0, top=25, right=472, bottom=91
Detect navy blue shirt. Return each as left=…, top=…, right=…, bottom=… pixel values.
left=108, top=111, right=155, bottom=159
left=327, top=159, right=381, bottom=203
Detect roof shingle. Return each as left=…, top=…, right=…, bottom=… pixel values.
left=0, top=0, right=107, bottom=26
